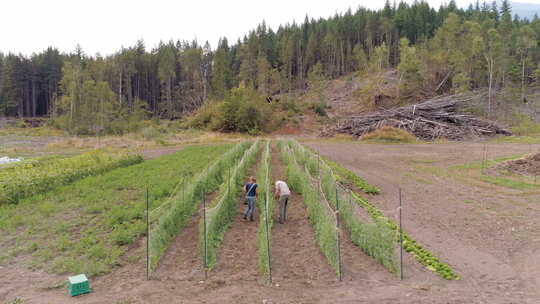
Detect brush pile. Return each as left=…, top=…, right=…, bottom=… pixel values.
left=321, top=94, right=511, bottom=140
left=492, top=153, right=540, bottom=176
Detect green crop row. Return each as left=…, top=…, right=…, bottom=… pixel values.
left=200, top=140, right=260, bottom=270
left=0, top=150, right=143, bottom=205
left=293, top=144, right=379, bottom=194
left=280, top=142, right=341, bottom=276
left=321, top=156, right=380, bottom=194
left=148, top=141, right=253, bottom=272
left=350, top=192, right=459, bottom=280
left=256, top=141, right=274, bottom=279
left=287, top=140, right=398, bottom=274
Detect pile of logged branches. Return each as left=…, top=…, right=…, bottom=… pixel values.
left=321, top=94, right=512, bottom=140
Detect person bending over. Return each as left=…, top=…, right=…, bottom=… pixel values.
left=274, top=179, right=291, bottom=224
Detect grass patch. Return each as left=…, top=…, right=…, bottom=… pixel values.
left=480, top=175, right=539, bottom=190
left=361, top=127, right=417, bottom=143
left=492, top=136, right=540, bottom=144
left=0, top=144, right=232, bottom=276
left=451, top=154, right=524, bottom=171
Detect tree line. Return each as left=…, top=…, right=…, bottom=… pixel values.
left=0, top=0, right=539, bottom=134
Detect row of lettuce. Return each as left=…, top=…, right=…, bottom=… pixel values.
left=0, top=151, right=143, bottom=205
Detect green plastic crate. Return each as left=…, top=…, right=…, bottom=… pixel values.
left=68, top=274, right=91, bottom=296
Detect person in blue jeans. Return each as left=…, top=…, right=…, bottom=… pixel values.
left=243, top=176, right=258, bottom=221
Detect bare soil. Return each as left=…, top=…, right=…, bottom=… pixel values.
left=2, top=142, right=540, bottom=303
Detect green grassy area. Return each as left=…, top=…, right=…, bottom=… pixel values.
left=480, top=175, right=539, bottom=190
left=0, top=144, right=232, bottom=276
left=450, top=154, right=524, bottom=170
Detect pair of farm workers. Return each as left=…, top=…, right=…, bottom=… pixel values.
left=243, top=177, right=290, bottom=223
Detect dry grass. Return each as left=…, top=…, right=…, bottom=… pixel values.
left=45, top=130, right=247, bottom=152
left=361, top=127, right=417, bottom=143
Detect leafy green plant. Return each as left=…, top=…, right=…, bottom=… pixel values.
left=200, top=140, right=260, bottom=270
left=0, top=151, right=143, bottom=205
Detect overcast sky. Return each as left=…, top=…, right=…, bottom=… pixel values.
left=1, top=0, right=539, bottom=56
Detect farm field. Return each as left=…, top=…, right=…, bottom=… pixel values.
left=1, top=140, right=540, bottom=304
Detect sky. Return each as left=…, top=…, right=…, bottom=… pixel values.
left=1, top=0, right=539, bottom=56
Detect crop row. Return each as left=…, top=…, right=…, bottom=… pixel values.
left=0, top=150, right=143, bottom=205
left=279, top=141, right=341, bottom=276
left=287, top=140, right=398, bottom=274
left=199, top=140, right=260, bottom=270
left=320, top=156, right=380, bottom=194
left=351, top=192, right=459, bottom=280
left=148, top=141, right=253, bottom=272
left=256, top=141, right=274, bottom=279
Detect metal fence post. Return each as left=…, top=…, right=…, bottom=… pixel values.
left=203, top=187, right=208, bottom=280
left=146, top=186, right=150, bottom=280
left=264, top=195, right=272, bottom=284
left=336, top=187, right=342, bottom=281
left=182, top=177, right=185, bottom=203
left=399, top=188, right=403, bottom=281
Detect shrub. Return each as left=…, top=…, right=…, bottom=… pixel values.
left=187, top=87, right=276, bottom=134
left=311, top=102, right=328, bottom=117
left=140, top=126, right=162, bottom=140
left=361, top=126, right=417, bottom=143
left=511, top=114, right=540, bottom=136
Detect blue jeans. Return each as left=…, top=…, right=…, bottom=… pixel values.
left=244, top=196, right=256, bottom=220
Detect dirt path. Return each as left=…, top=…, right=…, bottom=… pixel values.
left=153, top=203, right=207, bottom=282
left=206, top=152, right=261, bottom=286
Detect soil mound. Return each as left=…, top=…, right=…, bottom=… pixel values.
left=494, top=153, right=540, bottom=176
